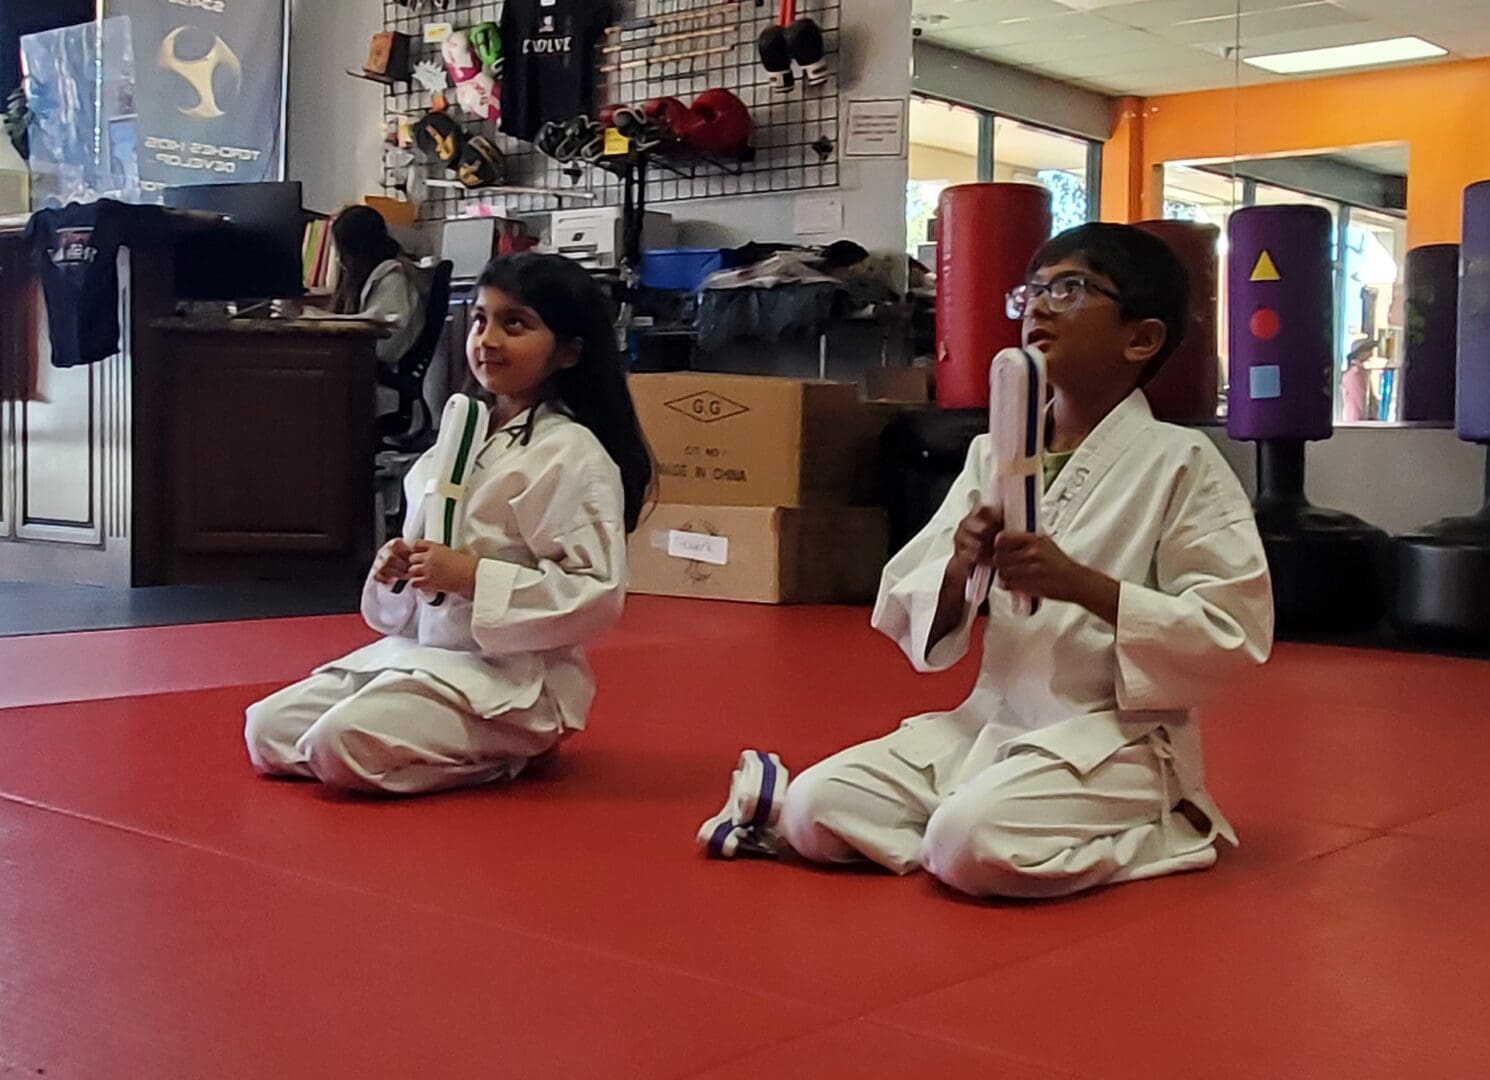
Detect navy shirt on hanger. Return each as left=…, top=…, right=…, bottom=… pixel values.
left=24, top=200, right=166, bottom=368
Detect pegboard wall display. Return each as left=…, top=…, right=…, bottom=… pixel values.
left=377, top=0, right=841, bottom=221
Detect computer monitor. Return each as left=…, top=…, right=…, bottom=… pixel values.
left=165, top=181, right=307, bottom=302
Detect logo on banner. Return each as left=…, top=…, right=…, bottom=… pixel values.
left=158, top=27, right=243, bottom=119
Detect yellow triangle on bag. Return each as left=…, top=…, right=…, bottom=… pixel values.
left=1250, top=250, right=1281, bottom=282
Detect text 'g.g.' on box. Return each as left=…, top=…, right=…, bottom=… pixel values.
left=628, top=504, right=889, bottom=604
left=629, top=373, right=889, bottom=507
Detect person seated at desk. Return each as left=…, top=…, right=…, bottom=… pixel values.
left=319, top=205, right=431, bottom=419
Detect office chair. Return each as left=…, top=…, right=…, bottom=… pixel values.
left=377, top=259, right=454, bottom=453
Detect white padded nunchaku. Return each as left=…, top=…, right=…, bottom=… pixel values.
left=965, top=346, right=1048, bottom=616
left=392, top=393, right=489, bottom=606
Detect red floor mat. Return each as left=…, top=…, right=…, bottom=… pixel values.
left=1, top=598, right=1487, bottom=1078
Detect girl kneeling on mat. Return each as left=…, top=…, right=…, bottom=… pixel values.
left=245, top=254, right=653, bottom=795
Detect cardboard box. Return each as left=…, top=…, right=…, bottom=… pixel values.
left=865, top=365, right=932, bottom=403
left=628, top=504, right=889, bottom=604
left=630, top=373, right=891, bottom=507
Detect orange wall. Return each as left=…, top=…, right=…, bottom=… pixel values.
left=1102, top=59, right=1490, bottom=248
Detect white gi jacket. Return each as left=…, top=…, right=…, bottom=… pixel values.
left=326, top=405, right=627, bottom=727
left=874, top=392, right=1273, bottom=839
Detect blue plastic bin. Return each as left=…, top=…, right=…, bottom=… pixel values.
left=639, top=248, right=744, bottom=292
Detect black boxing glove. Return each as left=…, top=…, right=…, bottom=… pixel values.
left=757, top=24, right=795, bottom=93
left=785, top=18, right=828, bottom=86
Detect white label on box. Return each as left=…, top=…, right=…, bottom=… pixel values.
left=667, top=530, right=729, bottom=566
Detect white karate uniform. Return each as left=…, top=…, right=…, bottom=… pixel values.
left=245, top=405, right=627, bottom=794
left=780, top=392, right=1274, bottom=898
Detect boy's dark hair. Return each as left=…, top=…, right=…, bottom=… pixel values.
left=475, top=253, right=654, bottom=533
left=1027, top=223, right=1190, bottom=387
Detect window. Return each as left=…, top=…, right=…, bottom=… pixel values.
left=1161, top=165, right=1406, bottom=423
left=907, top=97, right=979, bottom=258
left=1341, top=208, right=1407, bottom=423
left=907, top=98, right=1100, bottom=256
left=991, top=117, right=1096, bottom=236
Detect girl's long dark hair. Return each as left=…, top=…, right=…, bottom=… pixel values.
left=476, top=254, right=654, bottom=533
left=330, top=205, right=402, bottom=315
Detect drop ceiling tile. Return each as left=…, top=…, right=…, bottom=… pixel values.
left=1094, top=0, right=1280, bottom=31
left=993, top=26, right=1168, bottom=61
left=927, top=10, right=1124, bottom=48
left=1155, top=4, right=1364, bottom=48
left=916, top=0, right=1075, bottom=30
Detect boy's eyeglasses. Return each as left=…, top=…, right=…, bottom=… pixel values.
left=1006, top=275, right=1123, bottom=320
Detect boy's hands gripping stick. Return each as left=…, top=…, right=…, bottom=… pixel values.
left=965, top=347, right=1048, bottom=616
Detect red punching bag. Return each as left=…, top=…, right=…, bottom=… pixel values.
left=935, top=183, right=1052, bottom=409
left=1135, top=219, right=1220, bottom=422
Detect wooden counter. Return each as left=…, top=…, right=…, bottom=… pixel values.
left=0, top=221, right=384, bottom=586
left=138, top=316, right=382, bottom=584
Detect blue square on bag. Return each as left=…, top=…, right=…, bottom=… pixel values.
left=1250, top=365, right=1282, bottom=400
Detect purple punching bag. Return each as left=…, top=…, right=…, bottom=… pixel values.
left=1458, top=180, right=1490, bottom=444
left=1227, top=204, right=1385, bottom=636
left=1392, top=180, right=1490, bottom=645
left=1227, top=205, right=1333, bottom=442
left=1400, top=244, right=1460, bottom=424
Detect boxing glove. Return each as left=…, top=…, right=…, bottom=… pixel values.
left=757, top=24, right=795, bottom=93
left=642, top=97, right=697, bottom=144
left=785, top=18, right=829, bottom=87
left=535, top=120, right=569, bottom=161
left=469, top=22, right=502, bottom=72
left=685, top=89, right=752, bottom=159
left=457, top=135, right=505, bottom=189
left=413, top=110, right=466, bottom=168
left=611, top=105, right=653, bottom=146
left=455, top=71, right=501, bottom=122
left=442, top=31, right=481, bottom=85
left=559, top=116, right=604, bottom=162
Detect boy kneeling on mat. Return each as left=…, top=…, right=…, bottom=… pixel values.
left=700, top=224, right=1274, bottom=899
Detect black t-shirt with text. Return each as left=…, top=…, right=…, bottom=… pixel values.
left=499, top=0, right=611, bottom=142
left=24, top=200, right=166, bottom=368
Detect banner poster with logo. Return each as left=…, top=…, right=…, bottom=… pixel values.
left=104, top=0, right=286, bottom=191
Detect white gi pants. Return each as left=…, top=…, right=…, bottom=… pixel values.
left=780, top=721, right=1221, bottom=899
left=244, top=670, right=562, bottom=795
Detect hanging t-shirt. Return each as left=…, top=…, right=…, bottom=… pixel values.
left=24, top=199, right=165, bottom=368
left=499, top=0, right=611, bottom=143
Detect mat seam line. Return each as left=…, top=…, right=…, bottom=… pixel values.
left=0, top=789, right=845, bottom=1018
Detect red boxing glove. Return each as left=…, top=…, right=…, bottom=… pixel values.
left=684, top=89, right=752, bottom=158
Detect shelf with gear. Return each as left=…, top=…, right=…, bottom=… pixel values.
left=367, top=0, right=839, bottom=224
